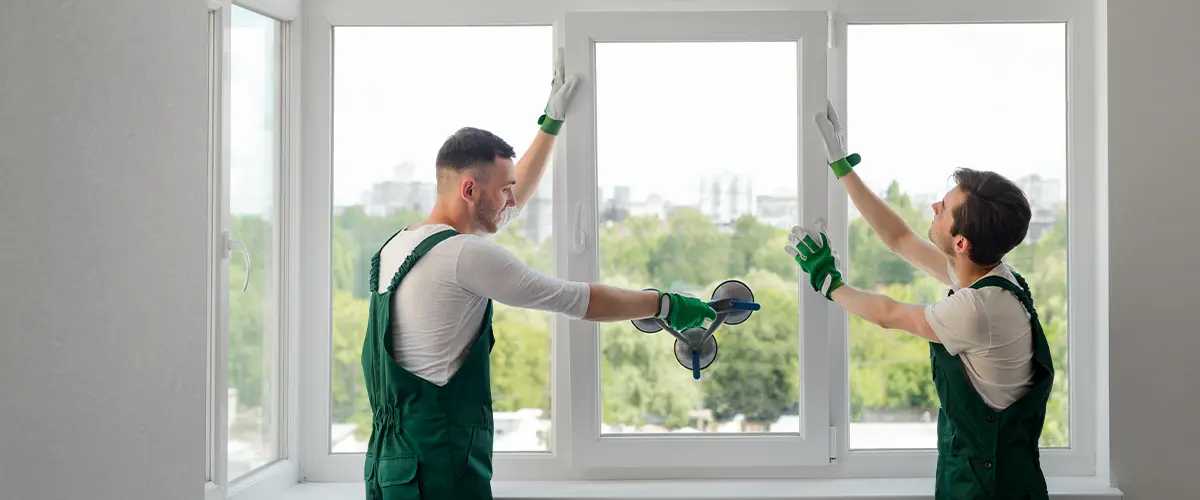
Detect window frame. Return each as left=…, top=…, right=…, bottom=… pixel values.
left=825, top=0, right=1101, bottom=479
left=561, top=9, right=833, bottom=470
left=207, top=1, right=304, bottom=499
left=299, top=0, right=1104, bottom=484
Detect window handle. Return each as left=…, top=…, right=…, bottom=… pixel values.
left=573, top=202, right=587, bottom=254
left=225, top=234, right=251, bottom=293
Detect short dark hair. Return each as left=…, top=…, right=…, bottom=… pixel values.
left=434, top=127, right=516, bottom=184
left=950, top=168, right=1032, bottom=266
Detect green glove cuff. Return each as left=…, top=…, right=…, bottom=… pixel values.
left=830, top=157, right=854, bottom=178
left=538, top=114, right=564, bottom=135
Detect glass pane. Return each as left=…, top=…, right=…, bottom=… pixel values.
left=846, top=24, right=1068, bottom=450
left=331, top=27, right=554, bottom=452
left=596, top=42, right=802, bottom=435
left=227, top=5, right=281, bottom=480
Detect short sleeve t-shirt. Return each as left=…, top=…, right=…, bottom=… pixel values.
left=923, top=263, right=1036, bottom=411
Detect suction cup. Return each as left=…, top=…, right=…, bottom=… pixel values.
left=711, top=279, right=755, bottom=325
left=632, top=317, right=663, bottom=334
left=673, top=327, right=718, bottom=378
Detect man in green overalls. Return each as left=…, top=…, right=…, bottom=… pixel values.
left=361, top=52, right=718, bottom=500
left=786, top=102, right=1055, bottom=499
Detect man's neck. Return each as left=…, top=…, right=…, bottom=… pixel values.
left=422, top=202, right=474, bottom=235
left=949, top=256, right=999, bottom=289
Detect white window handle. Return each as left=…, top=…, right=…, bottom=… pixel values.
left=572, top=202, right=587, bottom=254
left=226, top=236, right=251, bottom=293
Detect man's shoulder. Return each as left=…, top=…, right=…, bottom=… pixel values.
left=382, top=226, right=472, bottom=257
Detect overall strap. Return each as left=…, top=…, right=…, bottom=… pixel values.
left=970, top=272, right=1036, bottom=318
left=368, top=227, right=409, bottom=293
left=385, top=229, right=460, bottom=293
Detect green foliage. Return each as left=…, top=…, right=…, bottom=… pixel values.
left=223, top=179, right=1071, bottom=448
left=227, top=215, right=274, bottom=411
left=703, top=278, right=800, bottom=424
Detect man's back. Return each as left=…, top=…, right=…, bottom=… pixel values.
left=924, top=263, right=1036, bottom=410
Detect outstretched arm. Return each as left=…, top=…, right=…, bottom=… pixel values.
left=829, top=285, right=940, bottom=343
left=787, top=219, right=939, bottom=342
left=457, top=237, right=714, bottom=330
left=814, top=101, right=953, bottom=287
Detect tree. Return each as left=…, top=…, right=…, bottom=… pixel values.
left=320, top=176, right=1072, bottom=445
left=331, top=290, right=371, bottom=439
left=598, top=274, right=705, bottom=428
left=703, top=271, right=800, bottom=425
left=489, top=306, right=552, bottom=413
left=653, top=208, right=731, bottom=289
left=228, top=214, right=274, bottom=411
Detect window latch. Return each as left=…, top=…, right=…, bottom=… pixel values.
left=223, top=232, right=251, bottom=293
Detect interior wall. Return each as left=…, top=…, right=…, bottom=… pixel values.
left=1108, top=0, right=1200, bottom=498
left=1, top=0, right=1198, bottom=498
left=0, top=1, right=208, bottom=499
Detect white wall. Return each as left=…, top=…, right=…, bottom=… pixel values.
left=0, top=1, right=208, bottom=499
left=1, top=0, right=1197, bottom=498
left=1109, top=0, right=1200, bottom=498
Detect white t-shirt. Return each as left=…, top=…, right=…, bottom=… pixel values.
left=377, top=206, right=590, bottom=386
left=924, top=263, right=1036, bottom=411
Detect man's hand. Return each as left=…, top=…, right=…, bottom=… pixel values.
left=538, top=47, right=580, bottom=136
left=785, top=217, right=846, bottom=299
left=649, top=289, right=717, bottom=331
left=814, top=100, right=862, bottom=178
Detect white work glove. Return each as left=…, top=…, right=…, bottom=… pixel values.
left=813, top=100, right=861, bottom=178
left=784, top=217, right=846, bottom=300
left=538, top=47, right=580, bottom=135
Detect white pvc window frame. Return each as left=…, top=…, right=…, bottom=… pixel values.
left=207, top=1, right=304, bottom=499
left=561, top=9, right=833, bottom=470
left=299, top=0, right=1104, bottom=484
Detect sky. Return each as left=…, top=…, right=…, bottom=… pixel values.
left=228, top=21, right=1067, bottom=216
left=229, top=6, right=280, bottom=216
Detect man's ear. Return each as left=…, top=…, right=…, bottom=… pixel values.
left=459, top=177, right=475, bottom=202
left=955, top=236, right=970, bottom=256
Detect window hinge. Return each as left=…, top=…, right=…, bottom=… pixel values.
left=827, top=12, right=837, bottom=49
left=829, top=426, right=838, bottom=463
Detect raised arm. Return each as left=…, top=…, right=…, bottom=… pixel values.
left=839, top=171, right=953, bottom=287
left=814, top=101, right=953, bottom=287
left=511, top=48, right=579, bottom=208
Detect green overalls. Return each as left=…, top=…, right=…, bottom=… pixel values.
left=362, top=228, right=496, bottom=500
left=930, top=273, right=1055, bottom=500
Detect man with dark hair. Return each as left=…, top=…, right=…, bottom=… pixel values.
left=787, top=102, right=1053, bottom=500
left=361, top=56, right=717, bottom=500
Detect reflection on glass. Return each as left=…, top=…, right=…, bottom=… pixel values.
left=595, top=42, right=802, bottom=435
left=330, top=26, right=554, bottom=452
left=227, top=5, right=281, bottom=480
left=846, top=23, right=1069, bottom=450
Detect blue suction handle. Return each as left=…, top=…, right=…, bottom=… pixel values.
left=729, top=298, right=758, bottom=309
left=692, top=350, right=701, bottom=380
left=709, top=299, right=760, bottom=311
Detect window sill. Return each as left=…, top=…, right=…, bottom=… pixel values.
left=270, top=478, right=1121, bottom=500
